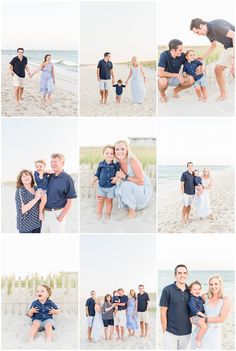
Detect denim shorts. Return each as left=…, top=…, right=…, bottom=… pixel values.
left=97, top=185, right=115, bottom=199
left=167, top=77, right=181, bottom=86
left=194, top=75, right=207, bottom=88
left=33, top=318, right=55, bottom=331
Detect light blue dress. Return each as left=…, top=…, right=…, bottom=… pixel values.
left=126, top=297, right=139, bottom=330
left=131, top=66, right=146, bottom=103
left=190, top=298, right=224, bottom=349
left=115, top=160, right=152, bottom=210
left=40, top=63, right=54, bottom=95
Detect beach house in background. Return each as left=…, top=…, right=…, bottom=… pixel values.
left=129, top=137, right=156, bottom=147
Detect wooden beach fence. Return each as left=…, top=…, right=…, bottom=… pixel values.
left=1, top=273, right=78, bottom=315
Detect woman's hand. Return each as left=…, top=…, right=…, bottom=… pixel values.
left=35, top=190, right=43, bottom=201
left=116, top=170, right=126, bottom=179
left=111, top=176, right=120, bottom=184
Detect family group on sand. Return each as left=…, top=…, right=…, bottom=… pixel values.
left=86, top=285, right=150, bottom=342
left=15, top=153, right=77, bottom=233
left=97, top=52, right=147, bottom=105
left=91, top=141, right=152, bottom=219
left=181, top=162, right=213, bottom=224
left=160, top=264, right=230, bottom=349
left=158, top=18, right=235, bottom=102
left=9, top=48, right=56, bottom=104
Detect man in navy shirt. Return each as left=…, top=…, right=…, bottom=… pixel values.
left=42, top=153, right=77, bottom=233
left=85, top=291, right=96, bottom=341
left=9, top=48, right=31, bottom=104
left=137, top=284, right=150, bottom=337
left=190, top=18, right=235, bottom=101
left=97, top=52, right=115, bottom=105
left=114, top=288, right=128, bottom=341
left=160, top=264, right=192, bottom=350
left=180, top=162, right=195, bottom=224
left=158, top=39, right=200, bottom=102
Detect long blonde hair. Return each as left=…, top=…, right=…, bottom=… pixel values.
left=207, top=274, right=224, bottom=299
left=114, top=140, right=135, bottom=161
left=131, top=56, right=139, bottom=67
left=202, top=167, right=211, bottom=179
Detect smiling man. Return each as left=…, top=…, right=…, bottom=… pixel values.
left=190, top=18, right=235, bottom=101
left=42, top=153, right=77, bottom=233
left=160, top=264, right=191, bottom=350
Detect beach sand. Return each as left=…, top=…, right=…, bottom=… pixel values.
left=80, top=298, right=156, bottom=350
left=158, top=65, right=234, bottom=117
left=158, top=168, right=234, bottom=233
left=1, top=57, right=78, bottom=117
left=80, top=64, right=156, bottom=116
left=1, top=176, right=78, bottom=233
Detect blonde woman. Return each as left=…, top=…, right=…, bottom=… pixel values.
left=125, top=57, right=146, bottom=103
left=92, top=297, right=104, bottom=342
left=195, top=168, right=213, bottom=219
left=190, top=275, right=230, bottom=349
left=112, top=140, right=152, bottom=218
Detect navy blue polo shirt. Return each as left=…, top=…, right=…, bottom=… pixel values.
left=34, top=171, right=49, bottom=190
left=86, top=297, right=95, bottom=316
left=188, top=294, right=205, bottom=317
left=207, top=19, right=235, bottom=49
left=46, top=171, right=77, bottom=209
left=183, top=60, right=203, bottom=81
left=137, top=292, right=150, bottom=312
left=29, top=299, right=58, bottom=322
left=10, top=56, right=28, bottom=78
left=113, top=84, right=126, bottom=95
left=117, top=295, right=128, bottom=310
left=160, top=282, right=191, bottom=336
left=181, top=171, right=195, bottom=195
left=158, top=50, right=186, bottom=73
left=95, top=160, right=120, bottom=188
left=97, top=59, right=113, bottom=79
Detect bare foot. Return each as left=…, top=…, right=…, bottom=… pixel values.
left=173, top=91, right=181, bottom=98
left=216, top=94, right=228, bottom=102
left=127, top=210, right=136, bottom=219
left=196, top=339, right=201, bottom=348
left=29, top=337, right=34, bottom=343
left=39, top=212, right=44, bottom=221
left=160, top=93, right=167, bottom=103
left=105, top=214, right=111, bottom=220
left=100, top=99, right=103, bottom=104
left=116, top=336, right=121, bottom=340
left=97, top=214, right=102, bottom=220
left=46, top=337, right=52, bottom=342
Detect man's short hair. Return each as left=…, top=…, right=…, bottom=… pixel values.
left=35, top=159, right=46, bottom=166
left=168, top=39, right=183, bottom=51
left=104, top=52, right=111, bottom=57
left=17, top=48, right=24, bottom=52
left=138, top=284, right=144, bottom=288
left=190, top=18, right=206, bottom=30
left=118, top=288, right=124, bottom=292
left=90, top=290, right=95, bottom=295
left=174, top=264, right=188, bottom=275
left=187, top=162, right=193, bottom=167
left=51, top=153, right=65, bottom=163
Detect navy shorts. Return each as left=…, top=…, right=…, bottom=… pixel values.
left=103, top=318, right=114, bottom=327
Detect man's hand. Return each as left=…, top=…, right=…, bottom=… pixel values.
left=178, top=74, right=185, bottom=84
left=57, top=214, right=64, bottom=223
left=97, top=77, right=100, bottom=81
left=195, top=65, right=204, bottom=75
left=112, top=79, right=115, bottom=85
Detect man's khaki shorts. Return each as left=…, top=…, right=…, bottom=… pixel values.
left=13, top=74, right=25, bottom=87
left=217, top=47, right=234, bottom=69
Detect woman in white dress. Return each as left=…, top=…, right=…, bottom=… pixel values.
left=92, top=297, right=104, bottom=342
left=190, top=275, right=230, bottom=350
left=125, top=57, right=146, bottom=103
left=195, top=168, right=213, bottom=219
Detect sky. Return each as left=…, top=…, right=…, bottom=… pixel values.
left=1, top=234, right=78, bottom=276
left=79, top=117, right=157, bottom=146
left=158, top=0, right=235, bottom=45
left=158, top=117, right=235, bottom=165
left=1, top=1, right=78, bottom=50
left=80, top=1, right=156, bottom=64
left=157, top=234, right=235, bottom=270
left=80, top=235, right=156, bottom=297
left=1, top=118, right=78, bottom=181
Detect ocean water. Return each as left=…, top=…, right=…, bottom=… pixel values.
left=158, top=165, right=231, bottom=185
left=158, top=270, right=234, bottom=297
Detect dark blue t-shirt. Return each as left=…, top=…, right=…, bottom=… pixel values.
left=117, top=295, right=128, bottom=310
left=158, top=50, right=186, bottom=73
left=207, top=19, right=235, bottom=49
left=86, top=297, right=95, bottom=316
left=46, top=171, right=77, bottom=209
left=10, top=56, right=28, bottom=78
left=183, top=60, right=203, bottom=81
left=97, top=59, right=113, bottom=80
left=113, top=84, right=126, bottom=95
left=34, top=171, right=50, bottom=190
left=160, top=282, right=192, bottom=336
left=95, top=160, right=120, bottom=188
left=188, top=294, right=205, bottom=317
left=137, top=292, right=150, bottom=312
left=29, top=299, right=58, bottom=323
left=181, top=171, right=195, bottom=195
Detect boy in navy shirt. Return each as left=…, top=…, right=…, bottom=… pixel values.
left=183, top=49, right=207, bottom=102
left=92, top=145, right=120, bottom=219
left=188, top=281, right=207, bottom=347
left=193, top=169, right=204, bottom=197
left=112, top=79, right=126, bottom=103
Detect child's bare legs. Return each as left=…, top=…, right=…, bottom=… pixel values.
left=44, top=322, right=53, bottom=342
left=195, top=86, right=202, bottom=101
left=39, top=194, right=47, bottom=221
left=29, top=320, right=40, bottom=342
left=196, top=323, right=208, bottom=347
left=105, top=198, right=113, bottom=219
left=201, top=87, right=207, bottom=102
left=97, top=195, right=105, bottom=218
left=116, top=96, right=121, bottom=103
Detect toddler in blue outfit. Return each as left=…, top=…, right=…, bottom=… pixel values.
left=112, top=79, right=126, bottom=103
left=27, top=284, right=59, bottom=342
left=92, top=145, right=120, bottom=219
left=184, top=49, right=207, bottom=102
left=193, top=169, right=204, bottom=197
